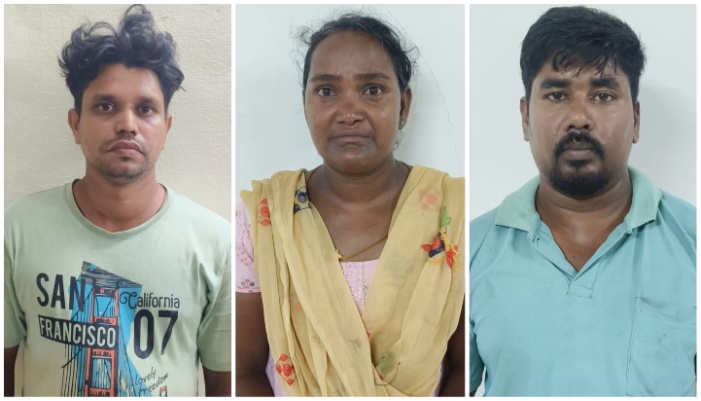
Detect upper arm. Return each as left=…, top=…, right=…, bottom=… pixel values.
left=235, top=292, right=270, bottom=377
left=469, top=315, right=485, bottom=394
left=203, top=366, right=231, bottom=396
left=447, top=302, right=466, bottom=371
left=5, top=345, right=19, bottom=396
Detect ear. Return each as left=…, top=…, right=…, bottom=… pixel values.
left=519, top=97, right=530, bottom=141
left=68, top=109, right=81, bottom=144
left=632, top=101, right=640, bottom=144
left=399, top=86, right=413, bottom=126
left=302, top=89, right=308, bottom=121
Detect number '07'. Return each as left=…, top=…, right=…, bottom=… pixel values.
left=133, top=310, right=178, bottom=359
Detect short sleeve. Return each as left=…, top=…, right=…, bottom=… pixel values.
left=197, top=238, right=232, bottom=372
left=470, top=317, right=484, bottom=393
left=4, top=242, right=26, bottom=347
left=235, top=201, right=260, bottom=293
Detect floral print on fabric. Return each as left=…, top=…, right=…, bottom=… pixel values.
left=421, top=206, right=459, bottom=270
left=275, top=354, right=296, bottom=386
left=258, top=198, right=271, bottom=226
left=293, top=186, right=311, bottom=214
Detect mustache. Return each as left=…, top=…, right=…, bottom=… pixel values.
left=100, top=135, right=148, bottom=154
left=554, top=130, right=604, bottom=159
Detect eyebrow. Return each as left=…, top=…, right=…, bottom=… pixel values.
left=539, top=77, right=621, bottom=91
left=89, top=94, right=160, bottom=104
left=308, top=72, right=392, bottom=83
left=590, top=77, right=620, bottom=90
left=539, top=78, right=570, bottom=90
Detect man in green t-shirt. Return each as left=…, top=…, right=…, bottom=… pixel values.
left=4, top=5, right=231, bottom=396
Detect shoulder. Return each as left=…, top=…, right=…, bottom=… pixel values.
left=658, top=190, right=696, bottom=243
left=5, top=185, right=67, bottom=226
left=469, top=208, right=498, bottom=262
left=166, top=190, right=231, bottom=241
left=169, top=192, right=230, bottom=227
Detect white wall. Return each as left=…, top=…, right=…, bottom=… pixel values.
left=4, top=4, right=231, bottom=220
left=470, top=4, right=696, bottom=218
left=235, top=4, right=465, bottom=198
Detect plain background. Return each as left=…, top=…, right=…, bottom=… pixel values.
left=236, top=4, right=465, bottom=199
left=470, top=4, right=696, bottom=218
left=4, top=4, right=231, bottom=396
left=470, top=4, right=696, bottom=397
left=4, top=4, right=231, bottom=221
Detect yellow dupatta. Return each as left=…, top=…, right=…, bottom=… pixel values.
left=241, top=165, right=464, bottom=396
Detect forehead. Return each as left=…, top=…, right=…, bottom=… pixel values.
left=84, top=64, right=164, bottom=102
left=533, top=61, right=631, bottom=90
left=308, top=30, right=397, bottom=79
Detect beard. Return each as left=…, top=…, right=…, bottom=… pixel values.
left=548, top=130, right=611, bottom=198
left=95, top=137, right=151, bottom=183
left=95, top=160, right=149, bottom=183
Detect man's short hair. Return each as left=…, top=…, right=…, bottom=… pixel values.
left=520, top=6, right=646, bottom=103
left=59, top=5, right=184, bottom=115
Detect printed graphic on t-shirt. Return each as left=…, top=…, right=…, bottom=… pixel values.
left=35, top=261, right=177, bottom=396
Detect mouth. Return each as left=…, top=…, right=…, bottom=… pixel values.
left=554, top=131, right=604, bottom=161
left=330, top=131, right=372, bottom=144
left=108, top=141, right=143, bottom=156
left=107, top=141, right=142, bottom=153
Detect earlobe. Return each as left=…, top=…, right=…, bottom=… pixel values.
left=519, top=97, right=530, bottom=141
left=68, top=109, right=80, bottom=144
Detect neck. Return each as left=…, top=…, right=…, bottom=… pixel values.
left=310, top=159, right=408, bottom=206
left=72, top=170, right=165, bottom=233
left=536, top=169, right=633, bottom=230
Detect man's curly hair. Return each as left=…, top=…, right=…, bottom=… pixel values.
left=59, top=4, right=184, bottom=115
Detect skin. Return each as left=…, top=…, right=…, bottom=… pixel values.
left=4, top=64, right=231, bottom=396
left=519, top=61, right=640, bottom=271
left=236, top=30, right=465, bottom=395
left=5, top=346, right=18, bottom=396
left=68, top=64, right=172, bottom=233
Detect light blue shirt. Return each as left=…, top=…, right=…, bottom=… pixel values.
left=470, top=168, right=696, bottom=396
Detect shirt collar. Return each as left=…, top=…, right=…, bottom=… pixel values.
left=494, top=167, right=661, bottom=233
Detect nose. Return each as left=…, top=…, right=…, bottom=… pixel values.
left=115, top=108, right=138, bottom=136
left=335, top=93, right=364, bottom=125
left=564, top=95, right=593, bottom=131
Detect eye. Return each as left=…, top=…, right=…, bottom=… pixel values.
left=316, top=87, right=334, bottom=97
left=138, top=105, right=155, bottom=115
left=95, top=103, right=114, bottom=112
left=546, top=92, right=566, bottom=102
left=592, top=93, right=615, bottom=103
left=364, top=85, right=383, bottom=96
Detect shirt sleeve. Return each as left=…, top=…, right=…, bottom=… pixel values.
left=235, top=201, right=260, bottom=293
left=469, top=317, right=484, bottom=394
left=4, top=241, right=26, bottom=348
left=197, top=230, right=232, bottom=372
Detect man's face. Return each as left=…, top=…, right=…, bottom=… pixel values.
left=69, top=64, right=172, bottom=184
left=520, top=62, right=640, bottom=198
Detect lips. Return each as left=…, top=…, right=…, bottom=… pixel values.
left=331, top=130, right=372, bottom=139
left=563, top=143, right=593, bottom=151
left=108, top=141, right=142, bottom=153
left=554, top=131, right=604, bottom=159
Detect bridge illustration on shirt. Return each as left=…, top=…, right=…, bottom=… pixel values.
left=57, top=261, right=150, bottom=397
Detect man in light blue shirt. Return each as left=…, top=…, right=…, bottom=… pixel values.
left=470, top=6, right=696, bottom=396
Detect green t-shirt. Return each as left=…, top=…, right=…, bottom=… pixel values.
left=5, top=183, right=231, bottom=396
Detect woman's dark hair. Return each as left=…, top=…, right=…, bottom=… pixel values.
left=59, top=4, right=184, bottom=115
left=300, top=13, right=415, bottom=93
left=520, top=6, right=646, bottom=103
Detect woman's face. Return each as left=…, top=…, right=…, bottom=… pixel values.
left=303, top=30, right=411, bottom=173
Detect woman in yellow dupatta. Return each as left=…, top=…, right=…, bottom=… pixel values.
left=236, top=13, right=464, bottom=396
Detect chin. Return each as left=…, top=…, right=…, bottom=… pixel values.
left=548, top=165, right=612, bottom=198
